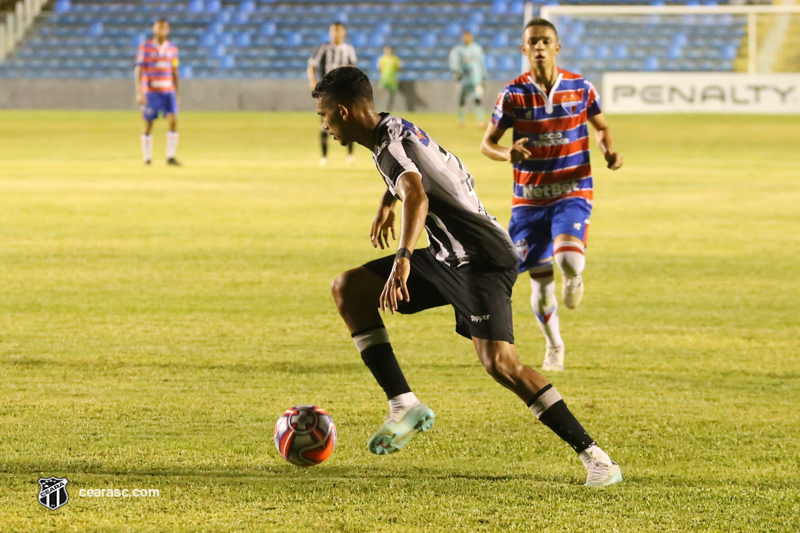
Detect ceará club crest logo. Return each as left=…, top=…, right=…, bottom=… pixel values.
left=38, top=476, right=69, bottom=510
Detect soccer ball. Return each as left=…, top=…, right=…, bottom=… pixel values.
left=274, top=405, right=337, bottom=466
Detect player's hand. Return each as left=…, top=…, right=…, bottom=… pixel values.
left=309, top=80, right=317, bottom=92
left=176, top=94, right=181, bottom=107
left=380, top=257, right=411, bottom=315
left=136, top=93, right=145, bottom=106
left=605, top=152, right=623, bottom=170
left=508, top=138, right=531, bottom=164
left=370, top=205, right=396, bottom=249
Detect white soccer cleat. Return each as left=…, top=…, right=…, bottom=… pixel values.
left=319, top=157, right=328, bottom=166
left=580, top=446, right=623, bottom=487
left=346, top=155, right=355, bottom=166
left=542, top=344, right=565, bottom=372
left=562, top=275, right=584, bottom=309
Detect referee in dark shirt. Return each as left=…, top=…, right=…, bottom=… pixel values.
left=307, top=22, right=358, bottom=166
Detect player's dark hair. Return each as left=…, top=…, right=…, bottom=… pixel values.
left=524, top=18, right=558, bottom=41
left=156, top=17, right=168, bottom=24
left=312, top=66, right=373, bottom=105
left=331, top=21, right=345, bottom=28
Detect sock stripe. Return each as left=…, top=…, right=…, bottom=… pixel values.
left=554, top=245, right=585, bottom=255
left=528, top=386, right=563, bottom=418
left=353, top=328, right=390, bottom=352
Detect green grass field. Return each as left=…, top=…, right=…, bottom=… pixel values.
left=0, top=110, right=798, bottom=532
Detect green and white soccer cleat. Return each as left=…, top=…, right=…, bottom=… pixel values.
left=368, top=402, right=435, bottom=455
left=584, top=461, right=623, bottom=487
left=563, top=275, right=584, bottom=309
left=580, top=445, right=623, bottom=487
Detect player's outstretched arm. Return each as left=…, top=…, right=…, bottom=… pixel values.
left=481, top=123, right=529, bottom=163
left=370, top=188, right=398, bottom=250
left=379, top=172, right=428, bottom=314
left=589, top=113, right=623, bottom=170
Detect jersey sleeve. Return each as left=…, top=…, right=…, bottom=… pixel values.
left=477, top=44, right=487, bottom=81
left=348, top=45, right=357, bottom=66
left=376, top=137, right=421, bottom=195
left=585, top=80, right=601, bottom=117
left=491, top=88, right=514, bottom=130
left=308, top=44, right=324, bottom=67
left=172, top=47, right=179, bottom=68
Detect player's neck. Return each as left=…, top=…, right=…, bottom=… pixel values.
left=355, top=109, right=384, bottom=149
left=531, top=64, right=559, bottom=92
left=154, top=36, right=167, bottom=45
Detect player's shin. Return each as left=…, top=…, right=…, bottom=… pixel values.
left=353, top=326, right=415, bottom=411
left=530, top=274, right=563, bottom=348
left=140, top=134, right=153, bottom=163
left=527, top=384, right=594, bottom=453
left=166, top=131, right=179, bottom=159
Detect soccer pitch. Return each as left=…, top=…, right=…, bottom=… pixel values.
left=0, top=110, right=798, bottom=532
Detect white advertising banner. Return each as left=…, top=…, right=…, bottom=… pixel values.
left=602, top=72, right=800, bottom=114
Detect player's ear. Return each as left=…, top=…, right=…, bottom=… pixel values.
left=337, top=104, right=349, bottom=120
left=555, top=42, right=561, bottom=54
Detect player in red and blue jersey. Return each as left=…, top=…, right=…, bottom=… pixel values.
left=135, top=18, right=181, bottom=166
left=482, top=19, right=623, bottom=372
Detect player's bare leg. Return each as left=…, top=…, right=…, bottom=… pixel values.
left=166, top=114, right=180, bottom=166
left=554, top=234, right=585, bottom=309
left=528, top=267, right=565, bottom=371
left=141, top=119, right=154, bottom=164
left=472, top=338, right=622, bottom=486
left=331, top=266, right=434, bottom=454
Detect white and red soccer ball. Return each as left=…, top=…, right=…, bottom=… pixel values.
left=274, top=405, right=337, bottom=466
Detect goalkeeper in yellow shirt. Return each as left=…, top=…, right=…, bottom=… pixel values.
left=377, top=46, right=401, bottom=111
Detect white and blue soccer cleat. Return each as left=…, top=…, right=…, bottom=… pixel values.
left=542, top=344, right=565, bottom=372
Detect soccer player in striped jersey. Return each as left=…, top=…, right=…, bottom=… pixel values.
left=315, top=66, right=622, bottom=487
left=307, top=22, right=358, bottom=166
left=482, top=19, right=623, bottom=372
left=134, top=18, right=181, bottom=166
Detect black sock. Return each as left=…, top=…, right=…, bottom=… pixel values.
left=347, top=142, right=354, bottom=155
left=528, top=384, right=594, bottom=453
left=320, top=130, right=328, bottom=157
left=352, top=326, right=411, bottom=399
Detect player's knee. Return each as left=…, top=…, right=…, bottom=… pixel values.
left=330, top=271, right=351, bottom=308
left=529, top=272, right=555, bottom=313
left=480, top=348, right=521, bottom=386
left=554, top=241, right=585, bottom=277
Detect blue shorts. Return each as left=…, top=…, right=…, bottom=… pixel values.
left=508, top=198, right=592, bottom=273
left=142, top=91, right=178, bottom=121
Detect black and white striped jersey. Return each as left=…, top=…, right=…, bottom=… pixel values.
left=308, top=42, right=357, bottom=77
left=372, top=114, right=519, bottom=270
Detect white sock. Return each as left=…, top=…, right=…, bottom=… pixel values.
left=166, top=131, right=179, bottom=159
left=388, top=392, right=419, bottom=417
left=579, top=444, right=612, bottom=466
left=141, top=134, right=153, bottom=162
left=554, top=240, right=586, bottom=278
left=530, top=273, right=563, bottom=347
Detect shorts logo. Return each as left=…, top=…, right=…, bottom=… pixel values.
left=573, top=222, right=582, bottom=230
left=514, top=238, right=529, bottom=261
left=471, top=314, right=490, bottom=322
left=38, top=477, right=69, bottom=511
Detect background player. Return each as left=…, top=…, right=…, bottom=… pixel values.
left=377, top=45, right=401, bottom=112
left=307, top=22, right=358, bottom=166
left=448, top=31, right=487, bottom=128
left=134, top=18, right=180, bottom=166
left=314, top=66, right=622, bottom=487
left=481, top=19, right=623, bottom=372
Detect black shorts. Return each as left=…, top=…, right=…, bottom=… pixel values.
left=363, top=249, right=517, bottom=343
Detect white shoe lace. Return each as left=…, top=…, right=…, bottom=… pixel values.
left=585, top=460, right=612, bottom=483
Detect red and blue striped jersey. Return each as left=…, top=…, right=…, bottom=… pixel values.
left=491, top=68, right=601, bottom=208
left=135, top=39, right=179, bottom=93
